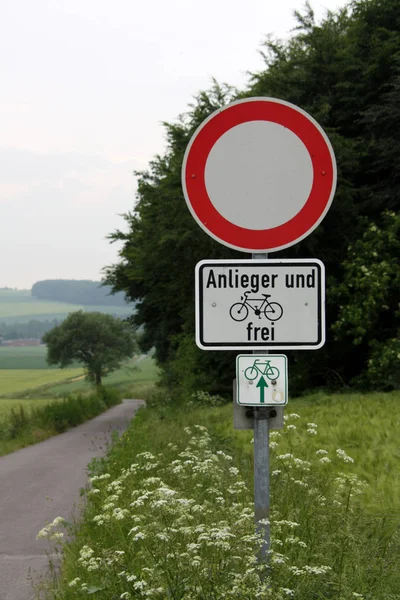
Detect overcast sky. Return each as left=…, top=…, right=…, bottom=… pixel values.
left=1, top=0, right=348, bottom=289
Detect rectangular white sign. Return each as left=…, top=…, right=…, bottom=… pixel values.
left=236, top=354, right=288, bottom=406
left=195, top=259, right=325, bottom=350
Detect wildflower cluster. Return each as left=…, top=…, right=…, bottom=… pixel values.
left=53, top=426, right=272, bottom=598
left=189, top=390, right=226, bottom=407
left=41, top=411, right=399, bottom=600
left=37, top=516, right=66, bottom=542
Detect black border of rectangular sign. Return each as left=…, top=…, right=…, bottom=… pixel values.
left=196, top=259, right=325, bottom=350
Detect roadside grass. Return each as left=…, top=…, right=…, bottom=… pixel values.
left=0, top=368, right=84, bottom=398
left=38, top=389, right=400, bottom=600
left=0, top=397, right=55, bottom=418
left=0, top=388, right=122, bottom=457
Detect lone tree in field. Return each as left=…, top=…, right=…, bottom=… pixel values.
left=43, top=311, right=136, bottom=385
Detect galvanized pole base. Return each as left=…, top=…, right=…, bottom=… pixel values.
left=253, top=407, right=270, bottom=560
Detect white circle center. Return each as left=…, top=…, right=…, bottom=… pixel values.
left=204, top=121, right=314, bottom=230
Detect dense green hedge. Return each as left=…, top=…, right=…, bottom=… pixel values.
left=105, top=0, right=400, bottom=397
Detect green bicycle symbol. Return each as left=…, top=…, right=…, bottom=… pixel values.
left=244, top=359, right=280, bottom=382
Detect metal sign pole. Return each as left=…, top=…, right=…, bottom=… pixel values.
left=252, top=252, right=270, bottom=561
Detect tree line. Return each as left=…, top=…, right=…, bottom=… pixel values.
left=0, top=319, right=60, bottom=341
left=104, top=0, right=400, bottom=396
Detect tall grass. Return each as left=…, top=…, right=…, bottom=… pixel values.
left=0, top=387, right=122, bottom=456
left=38, top=392, right=400, bottom=600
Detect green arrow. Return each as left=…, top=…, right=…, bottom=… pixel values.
left=256, top=376, right=268, bottom=404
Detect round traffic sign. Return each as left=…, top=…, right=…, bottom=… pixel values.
left=182, top=97, right=337, bottom=253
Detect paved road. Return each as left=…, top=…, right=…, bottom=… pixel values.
left=0, top=400, right=144, bottom=600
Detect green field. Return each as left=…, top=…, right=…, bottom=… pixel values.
left=0, top=345, right=55, bottom=369
left=0, top=367, right=84, bottom=397
left=0, top=289, right=133, bottom=323
left=0, top=357, right=157, bottom=399
left=44, top=355, right=158, bottom=396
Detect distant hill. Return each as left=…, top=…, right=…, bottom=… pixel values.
left=0, top=289, right=135, bottom=338
left=31, top=279, right=128, bottom=306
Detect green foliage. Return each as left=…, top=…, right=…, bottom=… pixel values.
left=31, top=279, right=131, bottom=307
left=105, top=0, right=400, bottom=395
left=104, top=82, right=241, bottom=372
left=189, top=390, right=226, bottom=407
left=43, top=311, right=137, bottom=385
left=333, top=211, right=400, bottom=388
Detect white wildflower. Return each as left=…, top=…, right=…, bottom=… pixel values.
left=271, top=552, right=286, bottom=564
left=336, top=449, right=354, bottom=463
left=79, top=546, right=94, bottom=560
left=133, top=580, right=147, bottom=591
left=277, top=453, right=293, bottom=461
left=304, top=564, right=332, bottom=575
left=36, top=527, right=49, bottom=539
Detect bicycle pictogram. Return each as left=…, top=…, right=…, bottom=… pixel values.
left=244, top=359, right=280, bottom=382
left=229, top=292, right=283, bottom=322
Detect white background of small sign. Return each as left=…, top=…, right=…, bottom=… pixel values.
left=236, top=354, right=288, bottom=406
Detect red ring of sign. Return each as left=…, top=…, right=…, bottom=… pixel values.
left=183, top=99, right=335, bottom=251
